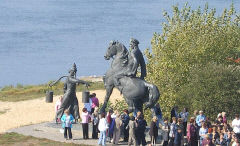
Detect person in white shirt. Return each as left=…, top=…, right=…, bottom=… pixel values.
left=232, top=114, right=240, bottom=139
left=111, top=111, right=118, bottom=119
left=98, top=113, right=109, bottom=146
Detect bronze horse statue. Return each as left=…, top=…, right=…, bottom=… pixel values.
left=100, top=41, right=160, bottom=113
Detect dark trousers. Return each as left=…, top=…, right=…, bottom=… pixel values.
left=183, top=122, right=187, bottom=136
left=82, top=123, right=89, bottom=139
left=169, top=137, right=175, bottom=146
left=163, top=140, right=168, bottom=146
left=236, top=133, right=240, bottom=139
left=124, top=126, right=129, bottom=142
left=91, top=108, right=95, bottom=114
left=64, top=127, right=72, bottom=139
left=92, top=124, right=98, bottom=139
left=174, top=144, right=181, bottom=146
left=188, top=139, right=198, bottom=146
left=136, top=132, right=146, bottom=146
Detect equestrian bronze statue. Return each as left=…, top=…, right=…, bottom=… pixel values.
left=100, top=38, right=160, bottom=114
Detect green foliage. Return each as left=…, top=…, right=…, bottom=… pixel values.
left=0, top=81, right=104, bottom=102
left=99, top=99, right=128, bottom=113
left=177, top=63, right=240, bottom=119
left=145, top=4, right=240, bottom=119
left=112, top=99, right=128, bottom=112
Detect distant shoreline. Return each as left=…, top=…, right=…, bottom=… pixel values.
left=79, top=75, right=103, bottom=82
left=0, top=76, right=103, bottom=89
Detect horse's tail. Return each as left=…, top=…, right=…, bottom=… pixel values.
left=144, top=82, right=160, bottom=109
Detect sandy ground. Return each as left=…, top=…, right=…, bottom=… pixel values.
left=0, top=89, right=122, bottom=134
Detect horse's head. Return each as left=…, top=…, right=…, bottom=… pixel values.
left=104, top=40, right=118, bottom=60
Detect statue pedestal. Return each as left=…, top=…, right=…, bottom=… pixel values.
left=46, top=91, right=53, bottom=103
left=82, top=91, right=89, bottom=103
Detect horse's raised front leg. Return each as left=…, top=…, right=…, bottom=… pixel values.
left=100, top=85, right=114, bottom=113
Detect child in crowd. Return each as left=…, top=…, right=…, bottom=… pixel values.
left=55, top=96, right=63, bottom=123
left=61, top=109, right=74, bottom=140
left=90, top=93, right=99, bottom=114
left=98, top=113, right=109, bottom=146
left=128, top=116, right=137, bottom=146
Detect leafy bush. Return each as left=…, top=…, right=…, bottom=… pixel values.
left=145, top=3, right=240, bottom=118
left=99, top=99, right=128, bottom=113
left=176, top=63, right=240, bottom=119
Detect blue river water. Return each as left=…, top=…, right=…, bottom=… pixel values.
left=0, top=0, right=239, bottom=86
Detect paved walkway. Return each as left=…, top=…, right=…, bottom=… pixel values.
left=7, top=121, right=163, bottom=146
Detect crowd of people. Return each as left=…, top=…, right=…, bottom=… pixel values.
left=166, top=107, right=240, bottom=146
left=55, top=93, right=100, bottom=141
left=57, top=93, right=150, bottom=146
left=56, top=95, right=240, bottom=146
left=103, top=109, right=149, bottom=146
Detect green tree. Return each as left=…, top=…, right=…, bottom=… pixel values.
left=176, top=63, right=240, bottom=119
left=145, top=4, right=240, bottom=118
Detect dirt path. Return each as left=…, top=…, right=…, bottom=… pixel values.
left=0, top=89, right=122, bottom=133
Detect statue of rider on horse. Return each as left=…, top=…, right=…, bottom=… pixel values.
left=113, top=38, right=146, bottom=93
left=101, top=38, right=160, bottom=114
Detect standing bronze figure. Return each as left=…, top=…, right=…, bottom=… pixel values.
left=101, top=39, right=160, bottom=113
left=50, top=63, right=89, bottom=121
